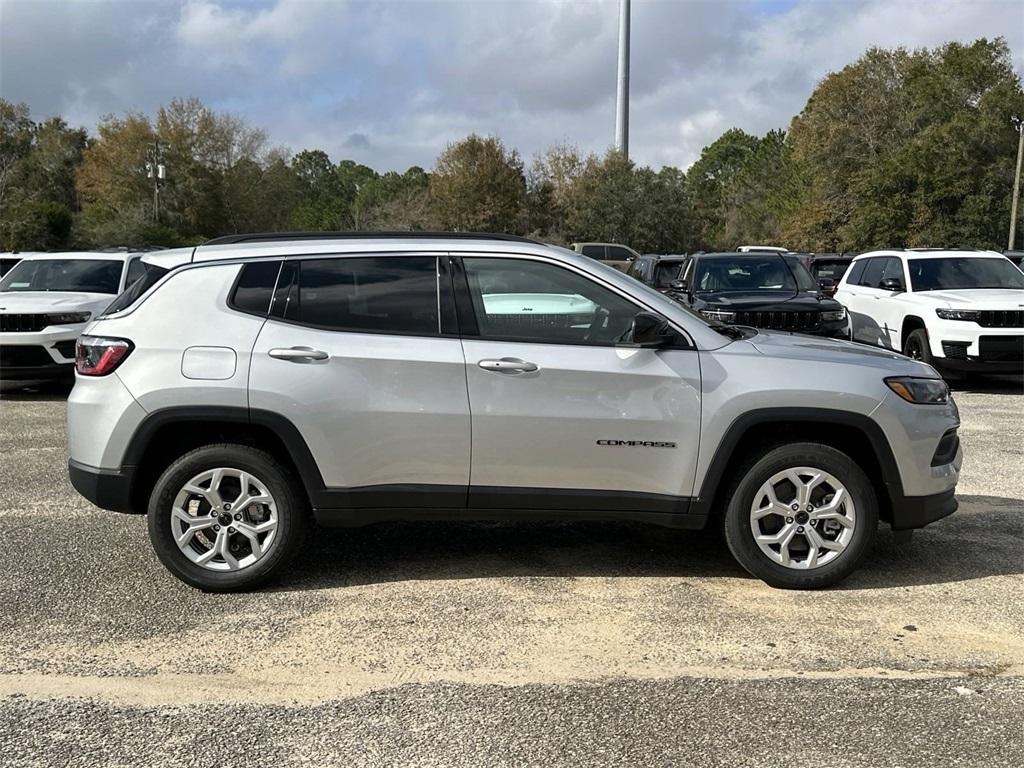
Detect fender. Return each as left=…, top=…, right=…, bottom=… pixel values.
left=690, top=407, right=903, bottom=518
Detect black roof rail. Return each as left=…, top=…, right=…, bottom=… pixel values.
left=202, top=231, right=546, bottom=246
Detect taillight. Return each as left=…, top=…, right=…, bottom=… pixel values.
left=76, top=336, right=133, bottom=376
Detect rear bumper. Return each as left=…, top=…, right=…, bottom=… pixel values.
left=68, top=459, right=136, bottom=513
left=890, top=488, right=958, bottom=531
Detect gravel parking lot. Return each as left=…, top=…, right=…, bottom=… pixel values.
left=1, top=380, right=1021, bottom=767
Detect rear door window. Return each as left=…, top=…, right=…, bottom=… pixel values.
left=272, top=256, right=439, bottom=336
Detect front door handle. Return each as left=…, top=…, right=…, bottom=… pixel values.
left=478, top=357, right=539, bottom=374
left=268, top=346, right=329, bottom=362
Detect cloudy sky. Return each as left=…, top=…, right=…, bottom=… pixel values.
left=1, top=0, right=1022, bottom=172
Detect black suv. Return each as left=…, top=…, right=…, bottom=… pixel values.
left=626, top=254, right=688, bottom=293
left=665, top=251, right=850, bottom=338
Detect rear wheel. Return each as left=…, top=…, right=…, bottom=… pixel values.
left=147, top=444, right=308, bottom=591
left=722, top=442, right=878, bottom=589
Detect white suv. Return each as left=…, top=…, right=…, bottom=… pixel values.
left=66, top=233, right=962, bottom=592
left=835, top=249, right=1024, bottom=378
left=0, top=251, right=152, bottom=381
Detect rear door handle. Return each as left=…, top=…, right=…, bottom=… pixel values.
left=268, top=346, right=329, bottom=362
left=478, top=357, right=539, bottom=374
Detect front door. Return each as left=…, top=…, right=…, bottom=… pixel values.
left=248, top=255, right=471, bottom=507
left=455, top=255, right=701, bottom=512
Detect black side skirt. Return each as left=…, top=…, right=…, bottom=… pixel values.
left=313, top=485, right=702, bottom=529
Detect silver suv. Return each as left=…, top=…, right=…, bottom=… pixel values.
left=66, top=233, right=962, bottom=591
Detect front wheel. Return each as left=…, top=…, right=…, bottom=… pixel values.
left=722, top=443, right=878, bottom=589
left=147, top=444, right=309, bottom=591
left=903, top=328, right=932, bottom=365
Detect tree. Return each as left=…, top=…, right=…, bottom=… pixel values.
left=785, top=38, right=1024, bottom=250
left=687, top=128, right=760, bottom=249
left=430, top=135, right=526, bottom=232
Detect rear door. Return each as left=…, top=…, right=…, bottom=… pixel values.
left=249, top=254, right=471, bottom=506
left=845, top=258, right=888, bottom=344
left=454, top=254, right=701, bottom=512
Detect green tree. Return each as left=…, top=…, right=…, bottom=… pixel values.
left=430, top=135, right=526, bottom=232
left=687, top=128, right=760, bottom=249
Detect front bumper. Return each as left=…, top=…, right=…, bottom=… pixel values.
left=68, top=459, right=136, bottom=513
left=890, top=488, right=958, bottom=530
left=0, top=324, right=84, bottom=379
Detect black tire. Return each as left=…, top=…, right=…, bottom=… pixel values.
left=903, top=328, right=932, bottom=365
left=722, top=442, right=878, bottom=589
left=147, top=444, right=309, bottom=591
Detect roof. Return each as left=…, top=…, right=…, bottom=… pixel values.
left=191, top=233, right=558, bottom=263
left=204, top=231, right=543, bottom=246
left=852, top=249, right=1006, bottom=261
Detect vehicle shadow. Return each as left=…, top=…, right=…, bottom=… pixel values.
left=276, top=494, right=1022, bottom=592
left=950, top=375, right=1023, bottom=395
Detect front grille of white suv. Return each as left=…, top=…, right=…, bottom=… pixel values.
left=0, top=314, right=51, bottom=332
left=977, top=310, right=1023, bottom=328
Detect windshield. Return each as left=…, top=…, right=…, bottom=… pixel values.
left=0, top=259, right=122, bottom=294
left=908, top=258, right=1024, bottom=291
left=695, top=254, right=811, bottom=293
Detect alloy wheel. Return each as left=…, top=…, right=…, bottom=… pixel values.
left=749, top=466, right=856, bottom=570
left=170, top=467, right=279, bottom=572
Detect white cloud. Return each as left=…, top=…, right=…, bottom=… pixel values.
left=1, top=0, right=1021, bottom=172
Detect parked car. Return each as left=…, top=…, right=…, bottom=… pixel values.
left=66, top=232, right=960, bottom=592
left=807, top=253, right=854, bottom=297
left=571, top=242, right=640, bottom=273
left=834, top=249, right=1024, bottom=378
left=0, top=252, right=26, bottom=277
left=626, top=254, right=687, bottom=293
left=0, top=251, right=152, bottom=380
left=1003, top=250, right=1024, bottom=269
left=663, top=251, right=850, bottom=338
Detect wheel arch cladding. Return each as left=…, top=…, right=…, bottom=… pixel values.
left=124, top=407, right=324, bottom=514
left=692, top=408, right=902, bottom=525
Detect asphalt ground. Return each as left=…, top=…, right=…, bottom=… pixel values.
left=0, top=377, right=1021, bottom=767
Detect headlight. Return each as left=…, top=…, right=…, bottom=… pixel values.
left=46, top=312, right=91, bottom=325
left=821, top=307, right=847, bottom=322
left=699, top=309, right=736, bottom=322
left=885, top=376, right=949, bottom=404
left=935, top=308, right=979, bottom=321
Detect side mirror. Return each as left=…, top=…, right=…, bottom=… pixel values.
left=629, top=311, right=673, bottom=347
left=668, top=278, right=688, bottom=293
left=818, top=277, right=836, bottom=291
left=879, top=277, right=904, bottom=292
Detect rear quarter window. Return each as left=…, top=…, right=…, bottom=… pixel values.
left=229, top=261, right=282, bottom=316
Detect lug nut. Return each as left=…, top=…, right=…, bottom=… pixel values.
left=223, top=503, right=231, bottom=511
left=234, top=514, right=241, bottom=521
left=810, top=520, right=818, bottom=527
left=791, top=503, right=799, bottom=511
left=806, top=504, right=814, bottom=512
left=797, top=526, right=804, bottom=533
left=786, top=517, right=794, bottom=523
left=228, top=527, right=236, bottom=534
left=213, top=524, right=220, bottom=531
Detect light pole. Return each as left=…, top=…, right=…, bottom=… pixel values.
left=1009, top=116, right=1024, bottom=250
left=615, top=0, right=630, bottom=159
